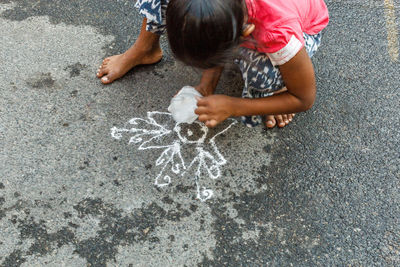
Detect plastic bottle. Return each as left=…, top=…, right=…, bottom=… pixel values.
left=168, top=86, right=203, bottom=124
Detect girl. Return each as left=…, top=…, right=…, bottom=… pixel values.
left=97, top=0, right=329, bottom=128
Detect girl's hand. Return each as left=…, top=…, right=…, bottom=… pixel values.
left=194, top=85, right=214, bottom=96
left=195, top=95, right=235, bottom=127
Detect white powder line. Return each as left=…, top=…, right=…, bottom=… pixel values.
left=384, top=0, right=399, bottom=62
left=111, top=111, right=237, bottom=201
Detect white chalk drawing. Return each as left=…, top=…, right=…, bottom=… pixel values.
left=111, top=112, right=237, bottom=201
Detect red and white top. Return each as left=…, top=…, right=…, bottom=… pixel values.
left=242, top=0, right=329, bottom=66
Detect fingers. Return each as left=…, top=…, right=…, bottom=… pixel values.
left=205, top=119, right=218, bottom=128
left=199, top=114, right=209, bottom=122
left=194, top=96, right=222, bottom=128
left=198, top=114, right=218, bottom=128
left=195, top=99, right=211, bottom=123
left=194, top=106, right=208, bottom=115
left=196, top=96, right=209, bottom=106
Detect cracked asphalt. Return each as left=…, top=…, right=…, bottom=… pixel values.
left=0, top=0, right=399, bottom=266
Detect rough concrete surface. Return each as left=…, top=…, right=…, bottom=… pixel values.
left=0, top=0, right=399, bottom=266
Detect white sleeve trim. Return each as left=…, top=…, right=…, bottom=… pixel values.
left=267, top=35, right=303, bottom=66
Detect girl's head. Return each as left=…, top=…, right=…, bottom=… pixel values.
left=166, top=0, right=246, bottom=69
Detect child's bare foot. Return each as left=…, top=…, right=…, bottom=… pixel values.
left=265, top=87, right=296, bottom=128
left=96, top=46, right=162, bottom=84
left=96, top=18, right=162, bottom=84
left=265, top=114, right=295, bottom=128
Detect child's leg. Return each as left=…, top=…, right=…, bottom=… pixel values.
left=237, top=32, right=322, bottom=128
left=97, top=0, right=168, bottom=84
left=237, top=49, right=292, bottom=128
left=97, top=18, right=162, bottom=84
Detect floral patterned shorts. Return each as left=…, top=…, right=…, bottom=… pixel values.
left=135, top=0, right=323, bottom=127
left=135, top=0, right=169, bottom=34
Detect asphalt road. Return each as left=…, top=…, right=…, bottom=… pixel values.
left=1, top=0, right=399, bottom=266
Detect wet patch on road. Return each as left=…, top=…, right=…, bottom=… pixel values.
left=26, top=72, right=56, bottom=89
left=0, top=196, right=215, bottom=266
left=64, top=63, right=88, bottom=78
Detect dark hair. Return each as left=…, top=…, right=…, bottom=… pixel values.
left=166, top=0, right=245, bottom=69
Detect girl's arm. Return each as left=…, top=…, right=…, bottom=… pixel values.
left=195, top=47, right=316, bottom=127
left=195, top=66, right=224, bottom=96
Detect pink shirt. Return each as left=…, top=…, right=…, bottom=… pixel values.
left=243, top=0, right=329, bottom=66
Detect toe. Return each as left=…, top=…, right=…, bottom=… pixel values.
left=97, top=65, right=107, bottom=78
left=276, top=115, right=285, bottom=128
left=101, top=75, right=113, bottom=84
left=97, top=68, right=104, bottom=78
left=265, top=115, right=276, bottom=128
left=282, top=114, right=289, bottom=125
left=290, top=113, right=295, bottom=122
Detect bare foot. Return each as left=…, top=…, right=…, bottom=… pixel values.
left=265, top=114, right=295, bottom=128
left=96, top=18, right=163, bottom=84
left=96, top=46, right=162, bottom=84
left=265, top=87, right=296, bottom=128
